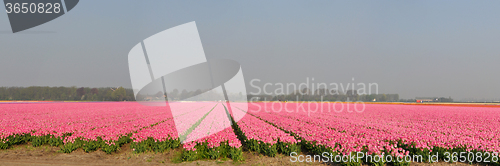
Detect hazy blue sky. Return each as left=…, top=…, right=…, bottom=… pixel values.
left=1, top=0, right=499, bottom=101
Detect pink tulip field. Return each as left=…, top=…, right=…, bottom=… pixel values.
left=247, top=102, right=500, bottom=164
left=1, top=101, right=500, bottom=164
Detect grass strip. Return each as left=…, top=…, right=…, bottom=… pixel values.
left=179, top=103, right=218, bottom=142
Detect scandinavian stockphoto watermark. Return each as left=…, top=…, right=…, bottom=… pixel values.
left=248, top=98, right=367, bottom=116
left=249, top=77, right=379, bottom=96
left=127, top=21, right=249, bottom=143
left=247, top=77, right=379, bottom=115
left=3, top=0, right=79, bottom=33
left=290, top=152, right=425, bottom=163
left=290, top=152, right=500, bottom=163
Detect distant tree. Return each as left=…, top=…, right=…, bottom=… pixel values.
left=105, top=90, right=113, bottom=101
left=90, top=88, right=99, bottom=95
left=69, top=86, right=77, bottom=100
left=193, top=89, right=202, bottom=97
left=0, top=86, right=135, bottom=101
left=438, top=97, right=453, bottom=102
left=170, top=89, right=179, bottom=100
left=365, top=94, right=376, bottom=101
left=155, top=91, right=164, bottom=99
left=346, top=90, right=359, bottom=101
left=301, top=88, right=310, bottom=95
left=112, top=87, right=127, bottom=101
left=92, top=94, right=98, bottom=101
left=180, top=89, right=188, bottom=100
left=77, top=88, right=85, bottom=95
left=380, top=94, right=387, bottom=102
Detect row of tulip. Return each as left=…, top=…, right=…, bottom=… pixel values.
left=130, top=117, right=180, bottom=153
left=180, top=103, right=243, bottom=161
left=181, top=128, right=243, bottom=161
left=248, top=102, right=500, bottom=165
left=230, top=106, right=300, bottom=157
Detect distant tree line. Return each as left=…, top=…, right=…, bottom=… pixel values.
left=398, top=99, right=417, bottom=102
left=435, top=97, right=454, bottom=102
left=399, top=97, right=454, bottom=102
left=0, top=86, right=135, bottom=101
left=247, top=88, right=399, bottom=102
left=0, top=86, right=454, bottom=103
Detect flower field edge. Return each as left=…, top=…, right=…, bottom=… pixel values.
left=0, top=132, right=183, bottom=154
left=130, top=137, right=181, bottom=153
left=6, top=125, right=498, bottom=165
left=180, top=141, right=243, bottom=162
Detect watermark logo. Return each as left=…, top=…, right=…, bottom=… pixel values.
left=128, top=21, right=248, bottom=143
left=247, top=77, right=382, bottom=115
left=3, top=0, right=79, bottom=33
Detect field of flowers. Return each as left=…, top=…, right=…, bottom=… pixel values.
left=1, top=101, right=499, bottom=165
left=247, top=102, right=500, bottom=165
left=0, top=102, right=175, bottom=153
left=0, top=102, right=246, bottom=161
